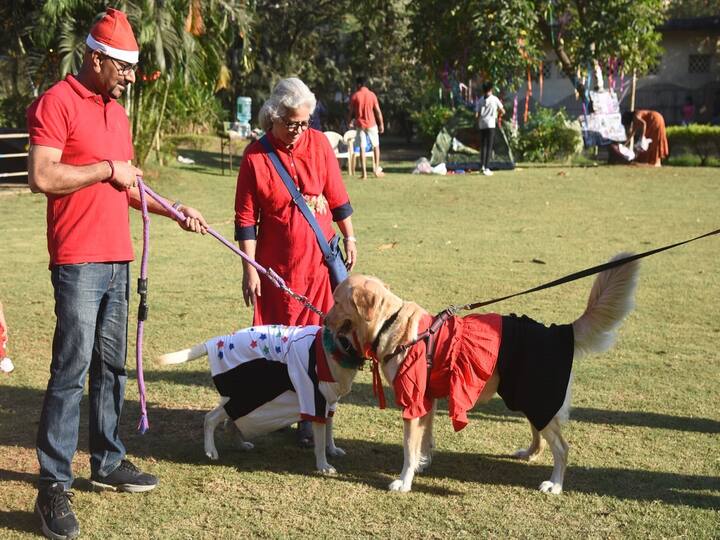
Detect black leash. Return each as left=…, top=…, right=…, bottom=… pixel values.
left=383, top=227, right=719, bottom=365
left=456, top=227, right=720, bottom=312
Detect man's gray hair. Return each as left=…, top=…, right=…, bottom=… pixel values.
left=258, top=78, right=317, bottom=132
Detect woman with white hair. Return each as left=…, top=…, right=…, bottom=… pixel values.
left=234, top=78, right=357, bottom=443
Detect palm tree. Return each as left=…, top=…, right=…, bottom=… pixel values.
left=17, top=0, right=251, bottom=164
left=125, top=0, right=252, bottom=164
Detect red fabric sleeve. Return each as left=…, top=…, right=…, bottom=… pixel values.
left=27, top=94, right=71, bottom=150
left=300, top=413, right=328, bottom=424
left=394, top=345, right=431, bottom=420
left=234, top=149, right=260, bottom=228
left=446, top=314, right=502, bottom=432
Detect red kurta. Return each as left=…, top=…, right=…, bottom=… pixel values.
left=393, top=313, right=503, bottom=432
left=235, top=129, right=352, bottom=326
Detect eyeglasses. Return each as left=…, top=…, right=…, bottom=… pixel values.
left=283, top=120, right=310, bottom=132
left=102, top=54, right=139, bottom=76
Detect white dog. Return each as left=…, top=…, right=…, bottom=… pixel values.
left=324, top=254, right=639, bottom=493
left=159, top=324, right=362, bottom=474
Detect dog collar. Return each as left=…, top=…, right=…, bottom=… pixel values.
left=314, top=330, right=335, bottom=382
left=322, top=327, right=366, bottom=369
left=366, top=310, right=403, bottom=412
left=370, top=308, right=402, bottom=356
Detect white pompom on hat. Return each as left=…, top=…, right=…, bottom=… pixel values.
left=85, top=8, right=139, bottom=64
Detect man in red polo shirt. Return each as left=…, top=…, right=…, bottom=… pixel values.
left=26, top=8, right=207, bottom=539
left=349, top=76, right=385, bottom=179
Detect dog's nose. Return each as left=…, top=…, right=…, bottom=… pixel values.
left=324, top=308, right=339, bottom=329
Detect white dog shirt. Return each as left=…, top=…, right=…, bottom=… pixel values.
left=205, top=325, right=338, bottom=435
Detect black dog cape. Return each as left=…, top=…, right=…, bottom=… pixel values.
left=497, top=314, right=574, bottom=431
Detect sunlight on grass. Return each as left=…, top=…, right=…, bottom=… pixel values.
left=1, top=160, right=718, bottom=538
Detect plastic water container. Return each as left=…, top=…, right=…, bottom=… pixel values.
left=236, top=97, right=252, bottom=124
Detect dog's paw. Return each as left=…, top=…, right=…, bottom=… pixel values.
left=539, top=481, right=563, bottom=494
left=237, top=441, right=254, bottom=451
left=388, top=479, right=411, bottom=492
left=326, top=445, right=345, bottom=457
left=512, top=448, right=538, bottom=461
left=416, top=454, right=432, bottom=473
left=205, top=449, right=219, bottom=460
left=316, top=464, right=337, bottom=475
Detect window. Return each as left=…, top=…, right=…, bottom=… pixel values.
left=647, top=57, right=662, bottom=76
left=542, top=61, right=553, bottom=79
left=531, top=61, right=553, bottom=82
left=688, top=54, right=711, bottom=74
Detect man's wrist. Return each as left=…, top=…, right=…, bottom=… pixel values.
left=105, top=159, right=115, bottom=181
left=343, top=236, right=357, bottom=243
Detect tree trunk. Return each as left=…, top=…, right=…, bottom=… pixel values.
left=141, top=80, right=171, bottom=166
left=536, top=8, right=585, bottom=97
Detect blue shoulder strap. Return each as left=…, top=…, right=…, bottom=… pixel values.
left=258, top=135, right=333, bottom=259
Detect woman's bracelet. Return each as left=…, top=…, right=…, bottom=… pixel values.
left=172, top=200, right=182, bottom=210
left=343, top=236, right=357, bottom=243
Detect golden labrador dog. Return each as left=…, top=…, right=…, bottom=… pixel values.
left=324, top=254, right=639, bottom=493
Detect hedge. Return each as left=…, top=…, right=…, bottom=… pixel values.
left=666, top=125, right=720, bottom=166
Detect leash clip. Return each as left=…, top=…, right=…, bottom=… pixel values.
left=266, top=268, right=287, bottom=289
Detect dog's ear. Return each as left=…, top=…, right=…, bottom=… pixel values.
left=351, top=281, right=382, bottom=322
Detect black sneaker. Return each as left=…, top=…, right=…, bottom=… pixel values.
left=35, top=483, right=80, bottom=540
left=90, top=459, right=158, bottom=493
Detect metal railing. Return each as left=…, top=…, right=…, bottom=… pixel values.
left=0, top=132, right=29, bottom=178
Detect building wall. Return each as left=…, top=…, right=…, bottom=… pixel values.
left=519, top=27, right=720, bottom=125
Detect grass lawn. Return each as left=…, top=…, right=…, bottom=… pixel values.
left=1, top=154, right=718, bottom=539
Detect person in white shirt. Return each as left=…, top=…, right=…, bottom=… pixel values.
left=475, top=81, right=505, bottom=176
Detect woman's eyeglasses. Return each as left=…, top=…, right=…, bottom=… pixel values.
left=283, top=120, right=310, bottom=131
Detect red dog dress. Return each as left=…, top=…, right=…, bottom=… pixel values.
left=393, top=313, right=574, bottom=432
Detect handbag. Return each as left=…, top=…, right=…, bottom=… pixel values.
left=259, top=135, right=348, bottom=289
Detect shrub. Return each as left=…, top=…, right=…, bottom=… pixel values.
left=164, top=80, right=224, bottom=135
left=666, top=153, right=720, bottom=167
left=411, top=105, right=454, bottom=143
left=513, top=106, right=582, bottom=162
left=666, top=125, right=720, bottom=166
left=0, top=94, right=35, bottom=128
left=132, top=76, right=224, bottom=166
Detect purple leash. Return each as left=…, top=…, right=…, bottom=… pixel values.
left=136, top=182, right=151, bottom=433
left=134, top=178, right=325, bottom=432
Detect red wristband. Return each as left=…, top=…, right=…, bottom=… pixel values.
left=105, top=159, right=115, bottom=181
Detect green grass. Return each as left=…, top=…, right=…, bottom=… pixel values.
left=1, top=157, right=718, bottom=539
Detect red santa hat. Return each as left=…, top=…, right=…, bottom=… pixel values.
left=85, top=8, right=139, bottom=64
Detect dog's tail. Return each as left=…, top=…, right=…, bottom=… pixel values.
left=572, top=252, right=639, bottom=359
left=158, top=343, right=208, bottom=365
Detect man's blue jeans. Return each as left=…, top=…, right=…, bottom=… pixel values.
left=37, top=263, right=130, bottom=489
